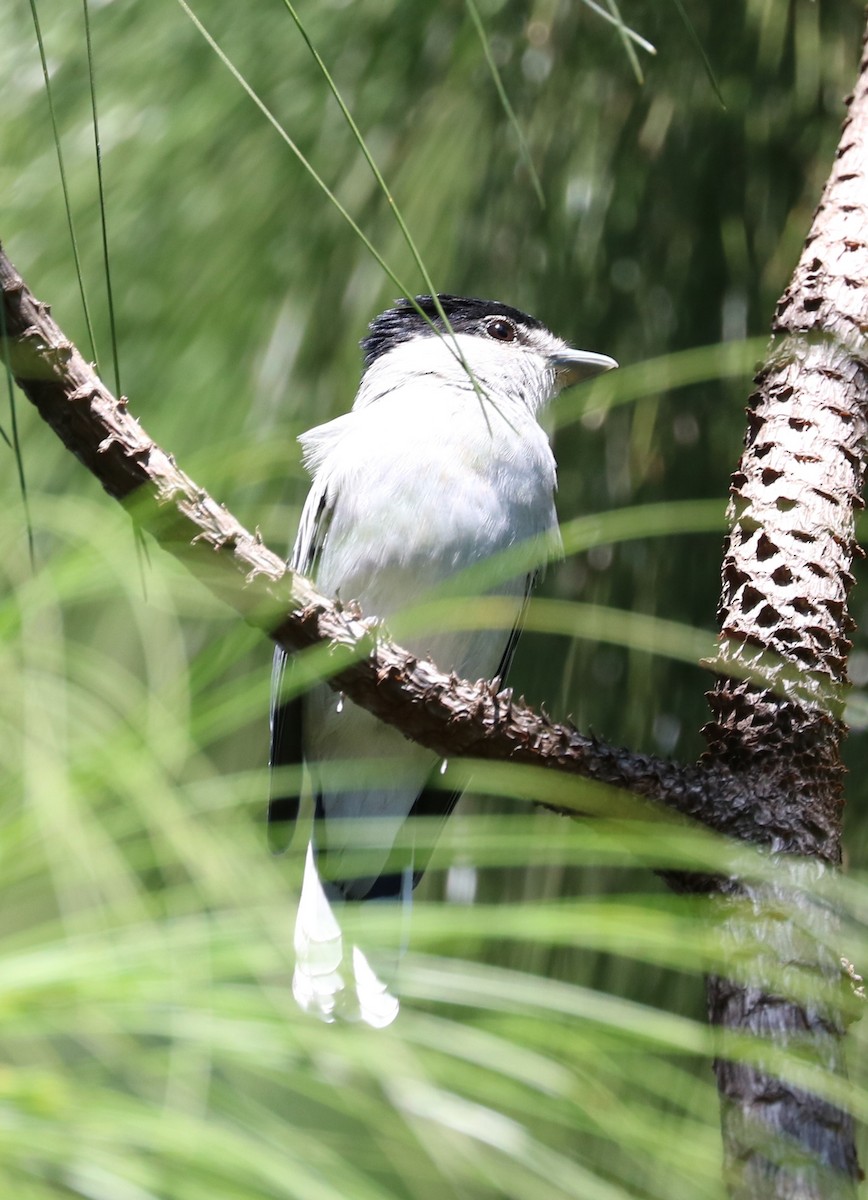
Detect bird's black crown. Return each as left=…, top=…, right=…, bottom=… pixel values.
left=361, top=294, right=545, bottom=368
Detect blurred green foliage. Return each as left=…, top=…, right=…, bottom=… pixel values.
left=2, top=1, right=868, bottom=1196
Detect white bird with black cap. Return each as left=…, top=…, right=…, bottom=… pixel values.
left=269, top=295, right=617, bottom=1026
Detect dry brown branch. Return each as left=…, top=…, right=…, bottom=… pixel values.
left=0, top=241, right=740, bottom=829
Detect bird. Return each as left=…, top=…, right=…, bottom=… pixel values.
left=269, top=294, right=617, bottom=1026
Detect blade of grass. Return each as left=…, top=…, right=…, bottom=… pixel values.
left=277, top=0, right=441, bottom=304
left=82, top=0, right=150, bottom=596
left=388, top=595, right=713, bottom=668
left=178, top=0, right=503, bottom=434
left=28, top=0, right=99, bottom=368
left=605, top=0, right=644, bottom=84
left=174, top=0, right=413, bottom=304
left=276, top=0, right=505, bottom=431
left=0, top=298, right=13, bottom=452
left=465, top=0, right=545, bottom=207
left=180, top=1, right=489, bottom=421
left=394, top=498, right=725, bottom=609
left=668, top=0, right=726, bottom=109
left=560, top=497, right=725, bottom=554
left=82, top=0, right=121, bottom=399
left=580, top=0, right=656, bottom=55
left=553, top=336, right=768, bottom=428
left=0, top=299, right=35, bottom=567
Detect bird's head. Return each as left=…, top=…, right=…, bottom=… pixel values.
left=357, top=294, right=617, bottom=413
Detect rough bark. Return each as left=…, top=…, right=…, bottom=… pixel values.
left=700, top=26, right=868, bottom=1199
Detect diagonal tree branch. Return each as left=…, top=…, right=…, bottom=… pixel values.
left=0, top=240, right=738, bottom=830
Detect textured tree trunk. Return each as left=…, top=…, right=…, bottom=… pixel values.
left=701, top=26, right=868, bottom=1198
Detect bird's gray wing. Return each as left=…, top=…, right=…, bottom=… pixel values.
left=268, top=479, right=332, bottom=852
left=492, top=569, right=538, bottom=688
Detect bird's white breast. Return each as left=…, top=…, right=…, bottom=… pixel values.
left=301, top=376, right=558, bottom=638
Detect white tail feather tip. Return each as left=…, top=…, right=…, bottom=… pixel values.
left=292, top=842, right=400, bottom=1027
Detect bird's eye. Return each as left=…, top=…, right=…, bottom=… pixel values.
left=486, top=318, right=517, bottom=343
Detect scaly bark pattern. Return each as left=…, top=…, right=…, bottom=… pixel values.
left=702, top=26, right=868, bottom=1200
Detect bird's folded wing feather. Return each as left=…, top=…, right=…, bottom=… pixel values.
left=268, top=475, right=333, bottom=851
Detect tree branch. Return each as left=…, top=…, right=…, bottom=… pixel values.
left=0, top=239, right=738, bottom=831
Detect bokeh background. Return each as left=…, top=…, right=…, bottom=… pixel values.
left=2, top=1, right=867, bottom=1196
